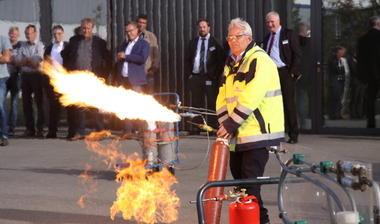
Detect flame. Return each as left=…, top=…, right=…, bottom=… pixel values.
left=42, top=61, right=180, bottom=122
left=80, top=138, right=180, bottom=223
left=78, top=164, right=98, bottom=208
left=111, top=153, right=180, bottom=223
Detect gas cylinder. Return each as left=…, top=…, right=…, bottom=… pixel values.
left=229, top=196, right=260, bottom=224
left=204, top=138, right=230, bottom=224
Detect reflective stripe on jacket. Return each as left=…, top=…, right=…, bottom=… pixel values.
left=216, top=43, right=285, bottom=152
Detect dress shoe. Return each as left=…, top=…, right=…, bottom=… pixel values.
left=20, top=130, right=35, bottom=137
left=35, top=130, right=45, bottom=138
left=367, top=123, right=376, bottom=128
left=71, top=134, right=85, bottom=140
left=116, top=134, right=132, bottom=141
left=46, top=132, right=57, bottom=139
left=287, top=138, right=298, bottom=144
left=66, top=134, right=74, bottom=139
left=8, top=129, right=15, bottom=136
left=0, top=138, right=9, bottom=146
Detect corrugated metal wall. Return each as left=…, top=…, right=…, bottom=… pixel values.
left=109, top=0, right=271, bottom=130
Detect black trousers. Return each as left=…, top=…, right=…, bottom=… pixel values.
left=229, top=148, right=270, bottom=224
left=66, top=105, right=77, bottom=138
left=278, top=68, right=298, bottom=139
left=21, top=73, right=45, bottom=132
left=366, top=80, right=380, bottom=127
left=188, top=75, right=218, bottom=129
left=43, top=75, right=61, bottom=134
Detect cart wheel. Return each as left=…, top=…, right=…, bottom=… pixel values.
left=168, top=166, right=175, bottom=176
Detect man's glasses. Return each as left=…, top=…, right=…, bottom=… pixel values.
left=126, top=28, right=136, bottom=33
left=226, top=33, right=249, bottom=41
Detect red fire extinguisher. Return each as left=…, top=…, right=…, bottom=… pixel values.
left=229, top=195, right=260, bottom=224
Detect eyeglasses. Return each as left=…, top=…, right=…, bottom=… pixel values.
left=226, top=33, right=249, bottom=41
left=126, top=28, right=136, bottom=33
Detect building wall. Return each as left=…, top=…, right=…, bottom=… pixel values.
left=110, top=0, right=271, bottom=129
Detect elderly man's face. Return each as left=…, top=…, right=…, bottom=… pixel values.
left=227, top=26, right=252, bottom=56
left=266, top=14, right=281, bottom=33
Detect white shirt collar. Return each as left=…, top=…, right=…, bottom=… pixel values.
left=199, top=33, right=210, bottom=40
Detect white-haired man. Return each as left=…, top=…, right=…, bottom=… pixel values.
left=216, top=17, right=285, bottom=224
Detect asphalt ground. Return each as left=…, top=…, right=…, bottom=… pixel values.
left=0, top=128, right=379, bottom=224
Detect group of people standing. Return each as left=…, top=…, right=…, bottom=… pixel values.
left=185, top=12, right=300, bottom=224
left=0, top=11, right=301, bottom=223
left=0, top=14, right=160, bottom=145
left=186, top=12, right=300, bottom=146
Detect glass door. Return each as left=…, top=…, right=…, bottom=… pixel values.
left=321, top=0, right=380, bottom=130
left=288, top=0, right=380, bottom=135
left=290, top=0, right=314, bottom=132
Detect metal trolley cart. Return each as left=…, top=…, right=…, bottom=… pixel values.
left=195, top=143, right=380, bottom=224
left=142, top=92, right=181, bottom=175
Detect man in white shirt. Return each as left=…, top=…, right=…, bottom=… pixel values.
left=43, top=25, right=67, bottom=138
left=115, top=21, right=149, bottom=140
left=185, top=19, right=223, bottom=135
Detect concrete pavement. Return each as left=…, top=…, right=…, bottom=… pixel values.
left=0, top=128, right=379, bottom=224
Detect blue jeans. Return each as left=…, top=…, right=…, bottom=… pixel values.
left=76, top=107, right=104, bottom=136
left=6, top=73, right=21, bottom=131
left=0, top=77, right=9, bottom=138
left=117, top=76, right=143, bottom=134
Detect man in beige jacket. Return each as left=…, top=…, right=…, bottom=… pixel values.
left=136, top=14, right=160, bottom=94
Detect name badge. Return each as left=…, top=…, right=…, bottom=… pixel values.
left=206, top=81, right=212, bottom=86
left=209, top=46, right=216, bottom=51
left=282, top=39, right=289, bottom=45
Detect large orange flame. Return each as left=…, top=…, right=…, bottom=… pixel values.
left=42, top=62, right=180, bottom=122
left=111, top=153, right=180, bottom=223
left=79, top=136, right=180, bottom=223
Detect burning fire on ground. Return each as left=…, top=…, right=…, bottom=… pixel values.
left=42, top=62, right=181, bottom=223
left=78, top=139, right=180, bottom=223
left=112, top=152, right=180, bottom=223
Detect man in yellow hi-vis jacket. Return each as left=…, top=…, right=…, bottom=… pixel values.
left=216, top=18, right=285, bottom=224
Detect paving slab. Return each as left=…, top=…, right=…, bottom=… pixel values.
left=0, top=130, right=379, bottom=224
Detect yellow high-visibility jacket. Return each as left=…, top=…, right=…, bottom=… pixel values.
left=216, top=43, right=285, bottom=152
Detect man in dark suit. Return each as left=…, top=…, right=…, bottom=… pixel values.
left=357, top=16, right=380, bottom=128
left=294, top=22, right=310, bottom=129
left=327, top=46, right=346, bottom=120
left=185, top=18, right=223, bottom=134
left=263, top=11, right=301, bottom=144
left=61, top=18, right=112, bottom=140
left=43, top=25, right=68, bottom=138
left=115, top=21, right=149, bottom=140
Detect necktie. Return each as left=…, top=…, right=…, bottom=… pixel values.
left=199, top=37, right=206, bottom=74
left=267, top=32, right=276, bottom=55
